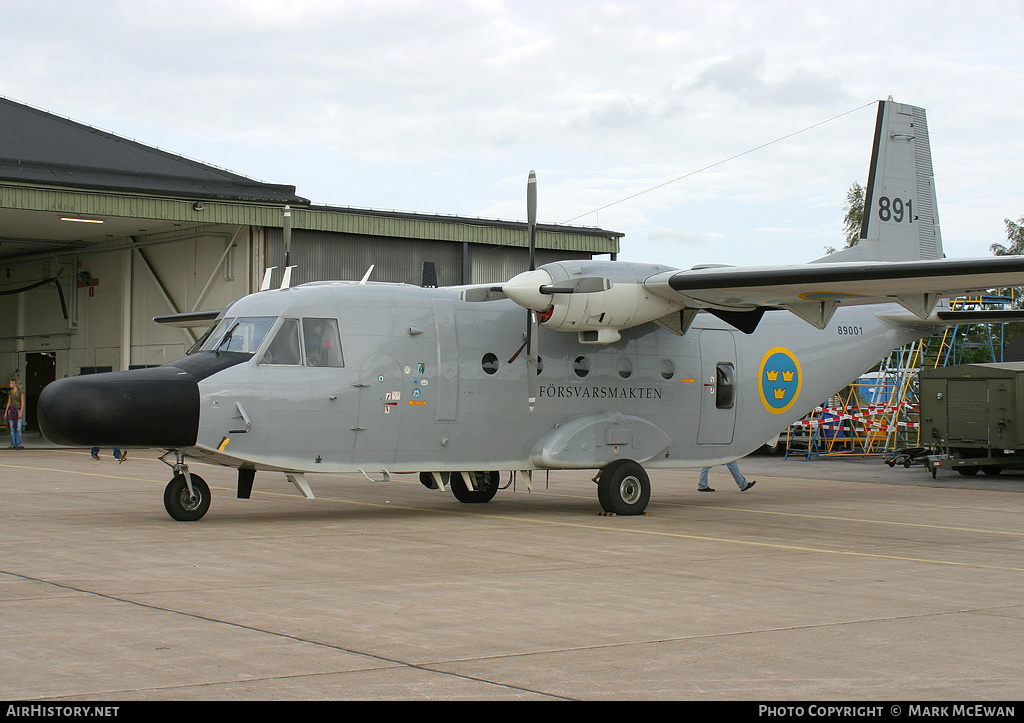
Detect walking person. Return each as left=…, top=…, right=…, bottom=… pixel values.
left=5, top=379, right=25, bottom=449
left=698, top=460, right=756, bottom=492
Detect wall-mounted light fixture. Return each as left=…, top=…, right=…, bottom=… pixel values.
left=60, top=217, right=104, bottom=224
left=193, top=201, right=206, bottom=211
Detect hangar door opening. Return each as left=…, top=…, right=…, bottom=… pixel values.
left=25, top=353, right=56, bottom=431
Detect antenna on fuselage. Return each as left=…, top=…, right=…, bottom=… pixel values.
left=260, top=267, right=276, bottom=291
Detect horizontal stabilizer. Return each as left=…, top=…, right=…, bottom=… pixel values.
left=936, top=310, right=1024, bottom=324
left=879, top=308, right=1024, bottom=328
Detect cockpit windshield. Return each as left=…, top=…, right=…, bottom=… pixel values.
left=199, top=316, right=276, bottom=355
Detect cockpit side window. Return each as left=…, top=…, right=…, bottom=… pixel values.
left=302, top=318, right=344, bottom=367
left=259, top=318, right=302, bottom=366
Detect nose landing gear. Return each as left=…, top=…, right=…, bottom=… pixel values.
left=160, top=451, right=211, bottom=521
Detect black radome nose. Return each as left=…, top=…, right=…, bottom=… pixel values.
left=38, top=366, right=200, bottom=448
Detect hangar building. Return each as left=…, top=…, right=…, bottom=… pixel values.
left=0, top=97, right=621, bottom=429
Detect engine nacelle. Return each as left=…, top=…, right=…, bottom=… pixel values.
left=504, top=260, right=685, bottom=344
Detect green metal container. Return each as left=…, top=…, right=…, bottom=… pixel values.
left=920, top=362, right=1024, bottom=475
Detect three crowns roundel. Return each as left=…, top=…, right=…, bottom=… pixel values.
left=758, top=347, right=802, bottom=414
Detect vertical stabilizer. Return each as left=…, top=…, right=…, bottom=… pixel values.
left=817, top=99, right=943, bottom=263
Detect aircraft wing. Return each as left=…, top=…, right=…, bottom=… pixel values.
left=153, top=309, right=224, bottom=327
left=644, top=256, right=1024, bottom=329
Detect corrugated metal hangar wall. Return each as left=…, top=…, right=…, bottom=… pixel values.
left=262, top=227, right=592, bottom=288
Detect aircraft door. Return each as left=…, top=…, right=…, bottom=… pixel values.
left=697, top=329, right=737, bottom=445
left=353, top=352, right=403, bottom=466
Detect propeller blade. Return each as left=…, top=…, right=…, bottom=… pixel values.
left=527, top=170, right=537, bottom=272
left=461, top=286, right=507, bottom=302
left=538, top=277, right=611, bottom=295
left=526, top=309, right=538, bottom=412
left=525, top=171, right=539, bottom=410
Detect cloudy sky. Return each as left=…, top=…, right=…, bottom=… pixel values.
left=2, top=0, right=1022, bottom=270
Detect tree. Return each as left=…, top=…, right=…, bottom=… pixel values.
left=922, top=215, right=1024, bottom=366
left=987, top=215, right=1024, bottom=309
left=841, top=181, right=865, bottom=248
left=990, top=215, right=1024, bottom=256
left=983, top=214, right=1024, bottom=356
left=824, top=181, right=864, bottom=255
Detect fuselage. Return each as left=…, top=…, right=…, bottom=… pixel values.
left=59, top=279, right=917, bottom=477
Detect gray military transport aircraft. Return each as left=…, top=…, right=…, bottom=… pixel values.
left=37, top=99, right=1024, bottom=521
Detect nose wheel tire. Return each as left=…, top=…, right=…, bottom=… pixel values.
left=597, top=460, right=650, bottom=515
left=164, top=473, right=211, bottom=521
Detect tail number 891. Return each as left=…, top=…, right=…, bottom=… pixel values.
left=878, top=196, right=912, bottom=223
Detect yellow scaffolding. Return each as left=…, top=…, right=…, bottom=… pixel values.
left=787, top=340, right=923, bottom=457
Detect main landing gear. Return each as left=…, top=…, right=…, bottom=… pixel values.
left=161, top=452, right=210, bottom=521
left=420, top=462, right=652, bottom=515
left=418, top=470, right=500, bottom=503
left=595, top=459, right=651, bottom=515
left=451, top=471, right=500, bottom=503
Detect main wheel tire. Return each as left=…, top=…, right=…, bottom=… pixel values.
left=450, top=471, right=499, bottom=503
left=163, top=473, right=211, bottom=521
left=956, top=466, right=980, bottom=476
left=597, top=460, right=650, bottom=515
left=982, top=466, right=1003, bottom=476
